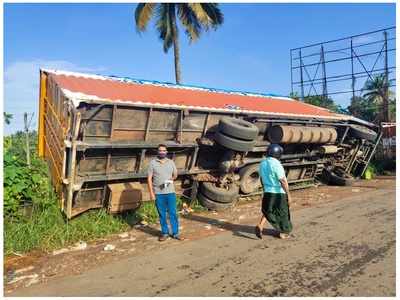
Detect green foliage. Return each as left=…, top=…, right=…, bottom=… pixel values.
left=358, top=73, right=396, bottom=123
left=5, top=130, right=38, bottom=159
left=135, top=3, right=223, bottom=83
left=135, top=3, right=223, bottom=52
left=303, top=95, right=343, bottom=113
left=4, top=207, right=129, bottom=255
left=4, top=112, right=13, bottom=125
left=370, top=159, right=396, bottom=175
left=290, top=94, right=345, bottom=114
left=348, top=96, right=377, bottom=122
left=4, top=131, right=206, bottom=255
left=3, top=144, right=53, bottom=219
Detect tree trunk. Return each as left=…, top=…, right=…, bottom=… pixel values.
left=170, top=9, right=181, bottom=84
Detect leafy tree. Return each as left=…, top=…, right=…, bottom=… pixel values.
left=362, top=73, right=394, bottom=122
left=4, top=112, right=13, bottom=125
left=347, top=96, right=376, bottom=122
left=289, top=92, right=300, bottom=100
left=302, top=95, right=342, bottom=113
left=135, top=3, right=223, bottom=84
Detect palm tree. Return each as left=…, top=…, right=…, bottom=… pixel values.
left=135, top=3, right=223, bottom=84
left=362, top=74, right=394, bottom=122
left=4, top=112, right=13, bottom=125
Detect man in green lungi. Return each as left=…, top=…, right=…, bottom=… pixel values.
left=255, top=144, right=293, bottom=239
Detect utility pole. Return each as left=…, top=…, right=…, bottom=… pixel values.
left=320, top=44, right=328, bottom=101
left=24, top=112, right=31, bottom=167
left=350, top=38, right=355, bottom=101
left=299, top=49, right=305, bottom=101
left=383, top=30, right=390, bottom=123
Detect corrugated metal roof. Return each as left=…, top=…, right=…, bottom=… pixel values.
left=43, top=69, right=348, bottom=120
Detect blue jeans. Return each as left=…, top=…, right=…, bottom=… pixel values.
left=155, top=193, right=179, bottom=236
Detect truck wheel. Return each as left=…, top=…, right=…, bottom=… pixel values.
left=349, top=124, right=377, bottom=142
left=322, top=168, right=354, bottom=186
left=239, top=164, right=262, bottom=194
left=215, top=131, right=256, bottom=152
left=219, top=118, right=259, bottom=141
left=200, top=181, right=239, bottom=203
left=198, top=192, right=237, bottom=211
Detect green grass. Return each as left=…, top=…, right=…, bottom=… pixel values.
left=3, top=132, right=205, bottom=256
left=4, top=194, right=205, bottom=256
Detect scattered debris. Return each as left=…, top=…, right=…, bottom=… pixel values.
left=104, top=244, right=116, bottom=251
left=24, top=275, right=40, bottom=287
left=52, top=248, right=69, bottom=256
left=204, top=225, right=212, bottom=230
left=140, top=220, right=148, bottom=226
left=118, top=232, right=129, bottom=238
left=8, top=273, right=38, bottom=285
left=180, top=203, right=193, bottom=214
left=52, top=241, right=87, bottom=255
left=122, top=237, right=137, bottom=242
left=15, top=266, right=34, bottom=274
left=351, top=189, right=361, bottom=193
left=72, top=241, right=87, bottom=251
left=5, top=270, right=16, bottom=283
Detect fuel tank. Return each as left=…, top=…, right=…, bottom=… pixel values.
left=267, top=125, right=337, bottom=144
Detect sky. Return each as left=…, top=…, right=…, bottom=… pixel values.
left=3, top=3, right=396, bottom=135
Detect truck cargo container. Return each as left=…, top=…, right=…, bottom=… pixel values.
left=38, top=69, right=381, bottom=218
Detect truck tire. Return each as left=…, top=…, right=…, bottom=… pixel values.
left=239, top=164, right=262, bottom=194
left=215, top=131, right=256, bottom=152
left=322, top=168, right=354, bottom=186
left=218, top=118, right=259, bottom=141
left=200, top=182, right=239, bottom=203
left=198, top=192, right=237, bottom=211
left=349, top=124, right=377, bottom=142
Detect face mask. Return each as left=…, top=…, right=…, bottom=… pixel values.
left=158, top=152, right=167, bottom=159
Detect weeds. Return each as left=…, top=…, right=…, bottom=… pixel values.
left=3, top=132, right=204, bottom=256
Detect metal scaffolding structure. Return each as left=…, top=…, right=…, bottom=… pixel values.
left=290, top=26, right=396, bottom=122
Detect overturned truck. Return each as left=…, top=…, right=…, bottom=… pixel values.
left=38, top=69, right=381, bottom=218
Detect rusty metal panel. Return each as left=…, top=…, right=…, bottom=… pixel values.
left=173, top=153, right=190, bottom=169
left=147, top=131, right=176, bottom=142
left=112, top=130, right=145, bottom=141
left=77, top=149, right=138, bottom=176
left=78, top=158, right=107, bottom=175
left=107, top=182, right=142, bottom=213
left=85, top=120, right=112, bottom=137
left=114, top=106, right=148, bottom=129
left=110, top=156, right=137, bottom=173
left=74, top=182, right=104, bottom=208
left=181, top=132, right=202, bottom=143
left=182, top=113, right=206, bottom=131
left=150, top=109, right=179, bottom=130
left=84, top=105, right=113, bottom=120
left=287, top=168, right=302, bottom=181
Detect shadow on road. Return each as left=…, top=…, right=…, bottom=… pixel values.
left=182, top=213, right=278, bottom=240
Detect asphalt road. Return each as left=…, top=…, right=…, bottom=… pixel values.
left=9, top=181, right=395, bottom=297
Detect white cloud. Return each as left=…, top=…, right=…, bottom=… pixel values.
left=3, top=60, right=106, bottom=135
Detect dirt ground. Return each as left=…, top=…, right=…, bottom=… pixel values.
left=4, top=176, right=396, bottom=296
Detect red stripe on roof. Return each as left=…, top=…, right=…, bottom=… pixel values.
left=50, top=73, right=339, bottom=118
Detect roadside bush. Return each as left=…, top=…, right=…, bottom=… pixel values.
left=3, top=132, right=205, bottom=255
left=3, top=152, right=53, bottom=219
left=370, top=159, right=396, bottom=175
